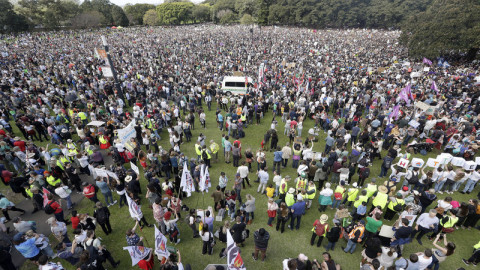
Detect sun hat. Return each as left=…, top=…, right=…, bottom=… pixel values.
left=320, top=214, right=328, bottom=222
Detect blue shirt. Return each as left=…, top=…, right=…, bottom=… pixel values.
left=356, top=204, right=367, bottom=215
left=95, top=181, right=110, bottom=194
left=224, top=140, right=232, bottom=152
left=15, top=238, right=40, bottom=258
left=217, top=114, right=223, bottom=122
left=291, top=201, right=306, bottom=216
left=325, top=136, right=335, bottom=146
left=274, top=151, right=283, bottom=162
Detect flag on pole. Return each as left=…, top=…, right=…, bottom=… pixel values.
left=42, top=187, right=51, bottom=207
left=431, top=81, right=439, bottom=94
left=123, top=246, right=152, bottom=266
left=126, top=194, right=143, bottom=221
left=154, top=225, right=170, bottom=260
left=179, top=162, right=195, bottom=197
left=405, top=84, right=414, bottom=100
left=423, top=57, right=432, bottom=65
left=398, top=87, right=409, bottom=103
left=227, top=230, right=246, bottom=270
left=199, top=165, right=211, bottom=192
left=389, top=105, right=401, bottom=121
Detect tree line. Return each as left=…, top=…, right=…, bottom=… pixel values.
left=0, top=0, right=478, bottom=60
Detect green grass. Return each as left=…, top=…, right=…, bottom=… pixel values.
left=12, top=102, right=480, bottom=270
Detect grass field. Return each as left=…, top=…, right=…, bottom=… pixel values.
left=12, top=101, right=480, bottom=270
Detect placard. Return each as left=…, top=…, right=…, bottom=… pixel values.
left=437, top=153, right=453, bottom=165
left=403, top=214, right=417, bottom=227
left=379, top=225, right=395, bottom=238
left=411, top=158, right=425, bottom=168
left=464, top=161, right=477, bottom=171
left=408, top=120, right=420, bottom=128
left=397, top=158, right=410, bottom=169
left=130, top=162, right=140, bottom=176
left=451, top=157, right=465, bottom=167
left=426, top=158, right=441, bottom=168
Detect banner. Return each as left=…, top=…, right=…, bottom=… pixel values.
left=126, top=194, right=143, bottom=221
left=123, top=246, right=151, bottom=266
left=415, top=101, right=437, bottom=115
left=227, top=230, right=246, bottom=270
left=436, top=153, right=453, bottom=165
left=130, top=162, right=140, bottom=176
left=42, top=187, right=51, bottom=207
left=179, top=162, right=195, bottom=197
left=451, top=157, right=465, bottom=167
left=464, top=161, right=477, bottom=171
left=154, top=225, right=170, bottom=260
left=117, top=121, right=136, bottom=145
left=199, top=165, right=211, bottom=192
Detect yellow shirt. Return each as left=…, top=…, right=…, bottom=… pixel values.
left=266, top=187, right=275, bottom=198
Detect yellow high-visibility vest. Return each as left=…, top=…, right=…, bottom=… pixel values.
left=347, top=188, right=359, bottom=202
left=354, top=195, right=368, bottom=208
left=306, top=185, right=316, bottom=200
left=285, top=193, right=295, bottom=207
left=372, top=192, right=388, bottom=209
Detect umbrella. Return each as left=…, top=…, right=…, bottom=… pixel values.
left=111, top=26, right=118, bottom=29
left=87, top=121, right=105, bottom=127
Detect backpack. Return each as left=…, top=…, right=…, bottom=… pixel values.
left=44, top=201, right=55, bottom=215
left=95, top=208, right=107, bottom=224
left=393, top=199, right=404, bottom=212
left=383, top=157, right=393, bottom=168
left=361, top=168, right=370, bottom=179
left=407, top=171, right=419, bottom=185
left=202, top=150, right=208, bottom=160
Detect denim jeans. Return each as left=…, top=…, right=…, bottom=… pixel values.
left=246, top=212, right=254, bottom=222
left=463, top=179, right=477, bottom=193
left=379, top=166, right=388, bottom=178
left=332, top=199, right=342, bottom=209
left=452, top=179, right=466, bottom=191
left=434, top=180, right=446, bottom=192
left=290, top=214, right=302, bottom=230
left=65, top=195, right=73, bottom=209
left=103, top=190, right=114, bottom=205
left=267, top=217, right=275, bottom=225
left=344, top=239, right=357, bottom=254
left=325, top=241, right=336, bottom=251
left=292, top=159, right=299, bottom=169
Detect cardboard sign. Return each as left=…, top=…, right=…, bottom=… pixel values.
left=411, top=158, right=425, bottom=168
left=336, top=208, right=350, bottom=219
left=294, top=136, right=303, bottom=145
left=464, top=161, right=477, bottom=171
left=379, top=225, right=395, bottom=238
left=397, top=158, right=410, bottom=169
left=437, top=153, right=453, bottom=165
left=426, top=158, right=441, bottom=168
left=451, top=157, right=465, bottom=167
left=130, top=162, right=140, bottom=176
left=408, top=120, right=420, bottom=128
left=403, top=214, right=417, bottom=227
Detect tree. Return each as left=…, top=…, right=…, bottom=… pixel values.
left=217, top=9, right=236, bottom=24
left=156, top=2, right=194, bottom=25
left=81, top=0, right=113, bottom=25
left=124, top=3, right=155, bottom=25
left=401, top=0, right=480, bottom=60
left=111, top=4, right=129, bottom=26
left=70, top=11, right=105, bottom=28
left=143, top=9, right=158, bottom=25
left=239, top=13, right=255, bottom=24
left=0, top=0, right=29, bottom=32
left=192, top=4, right=211, bottom=23
left=234, top=0, right=257, bottom=16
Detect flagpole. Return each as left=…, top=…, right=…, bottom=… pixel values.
left=138, top=224, right=150, bottom=247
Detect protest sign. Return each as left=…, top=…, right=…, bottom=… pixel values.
left=451, top=157, right=465, bottom=167
left=397, top=158, right=409, bottom=169
left=426, top=158, right=441, bottom=168
left=464, top=161, right=477, bottom=170
left=117, top=121, right=136, bottom=145
left=411, top=158, right=425, bottom=168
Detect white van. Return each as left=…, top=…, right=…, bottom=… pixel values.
left=220, top=76, right=253, bottom=96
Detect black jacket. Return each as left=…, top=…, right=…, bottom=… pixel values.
left=253, top=230, right=270, bottom=249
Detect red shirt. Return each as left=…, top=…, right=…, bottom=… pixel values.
left=0, top=130, right=5, bottom=136
left=71, top=216, right=80, bottom=229
left=48, top=200, right=63, bottom=214
left=1, top=170, right=12, bottom=183
left=137, top=254, right=154, bottom=270
left=83, top=185, right=96, bottom=198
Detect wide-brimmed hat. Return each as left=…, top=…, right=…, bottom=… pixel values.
left=378, top=185, right=388, bottom=194
left=320, top=214, right=328, bottom=222
left=68, top=152, right=76, bottom=157
left=125, top=175, right=133, bottom=182
left=13, top=137, right=21, bottom=141
left=288, top=188, right=295, bottom=194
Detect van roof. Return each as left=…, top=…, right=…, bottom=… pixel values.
left=223, top=76, right=253, bottom=82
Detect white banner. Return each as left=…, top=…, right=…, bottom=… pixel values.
left=437, top=153, right=453, bottom=165
left=130, top=162, right=140, bottom=176
left=154, top=225, right=170, bottom=260
left=179, top=162, right=195, bottom=197
left=123, top=246, right=151, bottom=266
left=126, top=194, right=143, bottom=221
left=117, top=121, right=136, bottom=146
left=199, top=165, right=211, bottom=192
left=451, top=157, right=466, bottom=167
left=227, top=230, right=246, bottom=270
left=464, top=161, right=477, bottom=171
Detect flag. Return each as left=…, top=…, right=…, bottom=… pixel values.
left=126, top=194, right=143, bottom=221
left=179, top=162, right=195, bottom=197
left=443, top=61, right=450, bottom=68
left=42, top=187, right=51, bottom=207
left=199, top=165, right=211, bottom=192
left=405, top=84, right=414, bottom=100
left=389, top=105, right=401, bottom=121
left=431, top=81, right=439, bottom=94
left=123, top=246, right=152, bottom=266
left=423, top=57, right=432, bottom=65
left=227, top=230, right=246, bottom=270
left=398, top=87, right=409, bottom=103
left=130, top=161, right=140, bottom=176
left=154, top=225, right=170, bottom=260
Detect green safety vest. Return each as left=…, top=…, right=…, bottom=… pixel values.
left=366, top=184, right=377, bottom=198
left=296, top=178, right=307, bottom=190
left=354, top=195, right=368, bottom=208
left=441, top=216, right=458, bottom=228
left=306, top=185, right=316, bottom=200
left=372, top=192, right=388, bottom=209
left=347, top=188, right=359, bottom=202
left=279, top=179, right=288, bottom=194
left=387, top=198, right=405, bottom=211
left=285, top=193, right=295, bottom=207
left=46, top=175, right=61, bottom=187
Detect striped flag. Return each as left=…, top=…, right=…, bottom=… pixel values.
left=423, top=57, right=432, bottom=65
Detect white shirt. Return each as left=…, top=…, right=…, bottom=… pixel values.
left=237, top=166, right=249, bottom=178
left=54, top=186, right=71, bottom=199
left=417, top=255, right=433, bottom=270
left=416, top=213, right=439, bottom=229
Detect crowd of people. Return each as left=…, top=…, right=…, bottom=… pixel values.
left=0, top=24, right=479, bottom=270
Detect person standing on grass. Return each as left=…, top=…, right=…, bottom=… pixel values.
left=267, top=198, right=278, bottom=227
left=325, top=220, right=342, bottom=251
left=237, top=161, right=251, bottom=188
left=427, top=234, right=455, bottom=270
left=343, top=220, right=365, bottom=254
left=93, top=202, right=112, bottom=235
left=231, top=216, right=246, bottom=247
left=311, top=214, right=329, bottom=247
left=224, top=136, right=232, bottom=163
left=410, top=209, right=439, bottom=246
left=199, top=224, right=213, bottom=255
left=281, top=142, right=292, bottom=168
left=245, top=194, right=256, bottom=225
left=211, top=186, right=224, bottom=211
left=257, top=168, right=269, bottom=194
left=289, top=194, right=306, bottom=230
left=252, top=228, right=270, bottom=262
